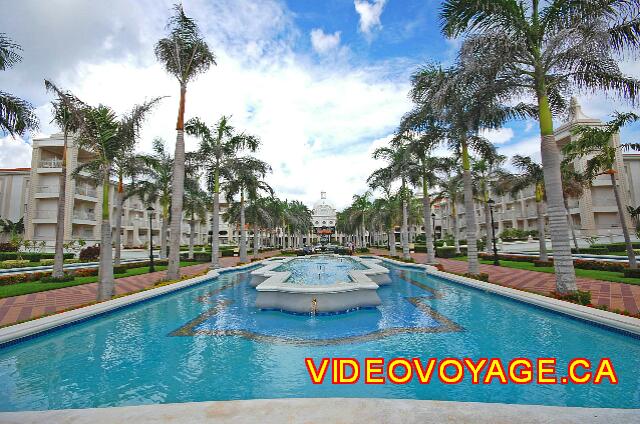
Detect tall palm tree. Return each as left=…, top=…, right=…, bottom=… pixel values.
left=351, top=192, right=372, bottom=248
left=368, top=166, right=400, bottom=256
left=563, top=112, right=640, bottom=269
left=43, top=81, right=86, bottom=278
left=503, top=155, right=549, bottom=261
left=441, top=0, right=640, bottom=292
left=434, top=171, right=464, bottom=254
left=139, top=138, right=174, bottom=259
left=471, top=146, right=506, bottom=253
left=224, top=157, right=272, bottom=263
left=562, top=167, right=588, bottom=251
left=371, top=144, right=413, bottom=259
left=185, top=116, right=260, bottom=267
left=1, top=33, right=38, bottom=137
left=183, top=175, right=208, bottom=260
left=156, top=4, right=216, bottom=279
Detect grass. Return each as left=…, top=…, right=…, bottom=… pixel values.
left=451, top=257, right=640, bottom=285
left=0, top=261, right=205, bottom=299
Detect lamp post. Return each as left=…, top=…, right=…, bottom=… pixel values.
left=146, top=206, right=155, bottom=272
left=487, top=199, right=499, bottom=266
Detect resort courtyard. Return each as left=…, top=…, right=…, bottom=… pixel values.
left=1, top=1, right=640, bottom=423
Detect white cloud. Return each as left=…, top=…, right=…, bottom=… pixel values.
left=354, top=0, right=386, bottom=37
left=310, top=29, right=341, bottom=54
left=497, top=136, right=541, bottom=165
left=0, top=136, right=33, bottom=168
left=479, top=127, right=514, bottom=145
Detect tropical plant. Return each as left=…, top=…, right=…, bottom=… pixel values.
left=155, top=4, right=216, bottom=279
left=627, top=205, right=640, bottom=239
left=183, top=174, right=208, bottom=260
left=434, top=170, right=464, bottom=254
left=563, top=112, right=640, bottom=268
left=440, top=0, right=640, bottom=292
left=44, top=81, right=87, bottom=278
left=472, top=145, right=506, bottom=254
left=350, top=192, right=372, bottom=248
left=0, top=33, right=38, bottom=137
left=223, top=157, right=272, bottom=263
left=185, top=116, right=260, bottom=267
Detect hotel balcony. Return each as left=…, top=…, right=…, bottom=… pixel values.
left=34, top=185, right=60, bottom=198
left=72, top=211, right=96, bottom=224
left=37, top=158, right=63, bottom=172
left=33, top=210, right=57, bottom=223
left=75, top=185, right=98, bottom=200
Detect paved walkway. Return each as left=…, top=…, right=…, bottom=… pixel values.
left=370, top=249, right=640, bottom=314
left=0, top=251, right=277, bottom=327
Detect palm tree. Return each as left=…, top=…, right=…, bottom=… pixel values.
left=1, top=33, right=38, bottom=137
left=371, top=144, right=413, bottom=259
left=368, top=166, right=400, bottom=256
left=434, top=171, right=464, bottom=254
left=183, top=175, right=208, bottom=260
left=224, top=157, right=272, bottom=263
left=139, top=138, right=174, bottom=260
left=43, top=81, right=86, bottom=278
left=185, top=116, right=260, bottom=267
left=155, top=4, right=216, bottom=279
left=351, top=192, right=372, bottom=248
left=503, top=155, right=549, bottom=262
left=441, top=0, right=640, bottom=292
left=562, top=167, right=588, bottom=251
left=471, top=146, right=506, bottom=254
left=563, top=112, right=640, bottom=269
left=286, top=200, right=312, bottom=249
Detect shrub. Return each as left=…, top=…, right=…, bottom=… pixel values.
left=498, top=228, right=529, bottom=241
left=0, top=242, right=18, bottom=252
left=415, top=234, right=426, bottom=243
left=40, top=274, right=75, bottom=283
left=623, top=268, right=640, bottom=278
left=573, top=259, right=624, bottom=273
left=79, top=246, right=100, bottom=262
left=180, top=252, right=211, bottom=262
left=355, top=247, right=369, bottom=253
left=0, top=271, right=51, bottom=286
left=554, top=290, right=592, bottom=306
left=113, top=266, right=127, bottom=274
left=0, top=259, right=30, bottom=269
left=64, top=258, right=79, bottom=264
left=40, top=259, right=55, bottom=266
left=533, top=260, right=553, bottom=267
left=464, top=272, right=490, bottom=282
left=436, top=246, right=458, bottom=258
left=572, top=247, right=609, bottom=255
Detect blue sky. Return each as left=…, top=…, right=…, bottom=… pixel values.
left=1, top=0, right=638, bottom=209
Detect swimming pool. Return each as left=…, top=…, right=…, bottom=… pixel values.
left=1, top=260, right=639, bottom=411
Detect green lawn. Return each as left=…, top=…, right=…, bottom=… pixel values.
left=451, top=257, right=639, bottom=285
left=0, top=261, right=204, bottom=299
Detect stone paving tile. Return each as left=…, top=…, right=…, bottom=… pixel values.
left=0, top=251, right=277, bottom=327
left=370, top=249, right=640, bottom=314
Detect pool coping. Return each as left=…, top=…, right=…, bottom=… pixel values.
left=373, top=255, right=640, bottom=337
left=2, top=254, right=640, bottom=346
left=0, top=261, right=260, bottom=346
left=0, top=398, right=638, bottom=423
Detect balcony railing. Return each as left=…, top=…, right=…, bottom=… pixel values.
left=34, top=210, right=57, bottom=219
left=75, top=185, right=97, bottom=198
left=39, top=158, right=63, bottom=168
left=73, top=212, right=96, bottom=221
left=35, top=185, right=60, bottom=194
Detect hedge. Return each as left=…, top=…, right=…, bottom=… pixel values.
left=591, top=242, right=640, bottom=252
left=571, top=247, right=609, bottom=255
left=0, top=252, right=74, bottom=261
left=436, top=246, right=458, bottom=258
left=623, top=268, right=640, bottom=278
left=0, top=260, right=30, bottom=269
left=478, top=252, right=628, bottom=273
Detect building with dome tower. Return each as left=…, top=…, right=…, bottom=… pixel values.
left=311, top=191, right=337, bottom=244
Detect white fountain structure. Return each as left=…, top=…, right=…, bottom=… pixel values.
left=249, top=255, right=391, bottom=314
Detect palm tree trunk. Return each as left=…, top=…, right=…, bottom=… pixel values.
left=484, top=201, right=492, bottom=254
left=401, top=195, right=410, bottom=260
left=422, top=173, right=435, bottom=264
left=253, top=221, right=259, bottom=258
left=462, top=140, right=479, bottom=275
left=52, top=129, right=68, bottom=278
left=98, top=170, right=114, bottom=301
left=188, top=215, right=195, bottom=260
left=240, top=191, right=248, bottom=262
left=565, top=199, right=579, bottom=250
left=211, top=190, right=220, bottom=268
left=167, top=83, right=187, bottom=280
left=160, top=213, right=168, bottom=259
left=610, top=172, right=638, bottom=269
left=537, top=91, right=577, bottom=293
left=452, top=210, right=461, bottom=254
left=113, top=184, right=124, bottom=267
left=536, top=199, right=548, bottom=261
left=389, top=226, right=397, bottom=256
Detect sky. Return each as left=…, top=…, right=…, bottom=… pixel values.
left=1, top=0, right=639, bottom=210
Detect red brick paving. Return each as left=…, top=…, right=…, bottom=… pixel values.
left=0, top=251, right=278, bottom=327
left=370, top=249, right=640, bottom=315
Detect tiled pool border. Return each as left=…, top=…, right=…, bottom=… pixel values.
left=1, top=255, right=640, bottom=349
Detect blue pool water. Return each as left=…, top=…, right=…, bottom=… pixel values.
left=1, top=260, right=639, bottom=411
left=273, top=255, right=367, bottom=285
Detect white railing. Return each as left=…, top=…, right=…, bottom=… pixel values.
left=73, top=212, right=96, bottom=221
left=34, top=210, right=57, bottom=219
left=75, top=185, right=97, bottom=197
left=35, top=185, right=60, bottom=194
left=39, top=158, right=63, bottom=168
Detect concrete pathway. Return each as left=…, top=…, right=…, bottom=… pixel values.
left=370, top=249, right=640, bottom=314
left=0, top=251, right=277, bottom=327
